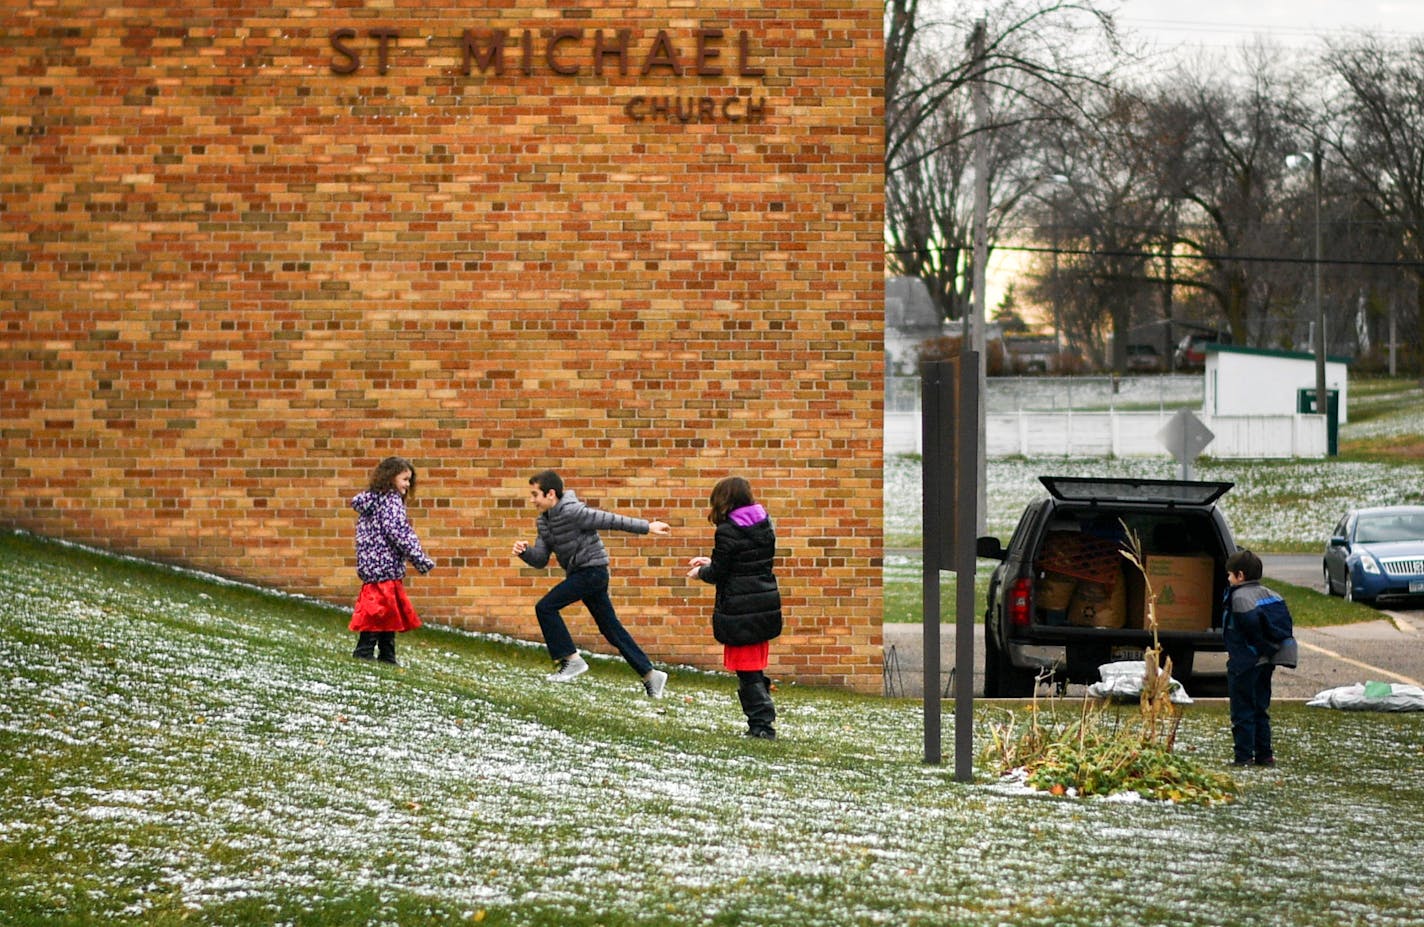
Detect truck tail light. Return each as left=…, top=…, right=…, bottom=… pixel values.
left=1008, top=577, right=1032, bottom=628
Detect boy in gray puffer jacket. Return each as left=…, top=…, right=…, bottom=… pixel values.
left=512, top=470, right=672, bottom=698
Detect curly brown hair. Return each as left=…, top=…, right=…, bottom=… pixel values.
left=369, top=456, right=417, bottom=498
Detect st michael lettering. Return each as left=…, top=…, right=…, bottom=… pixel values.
left=452, top=28, right=766, bottom=78
left=331, top=27, right=766, bottom=79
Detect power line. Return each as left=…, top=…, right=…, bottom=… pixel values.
left=1003, top=243, right=1421, bottom=268
left=1115, top=14, right=1424, bottom=55
left=1118, top=16, right=1417, bottom=40
left=889, top=241, right=1424, bottom=269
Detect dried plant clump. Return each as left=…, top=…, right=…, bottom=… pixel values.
left=982, top=525, right=1237, bottom=804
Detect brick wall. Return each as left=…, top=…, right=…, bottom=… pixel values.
left=0, top=1, right=884, bottom=692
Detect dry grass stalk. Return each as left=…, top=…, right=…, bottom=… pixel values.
left=1119, top=523, right=1186, bottom=750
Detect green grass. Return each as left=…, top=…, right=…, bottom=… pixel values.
left=1338, top=377, right=1424, bottom=460
left=4, top=530, right=1424, bottom=926
left=1267, top=577, right=1383, bottom=629
left=883, top=562, right=993, bottom=624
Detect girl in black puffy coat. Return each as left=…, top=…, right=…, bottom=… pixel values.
left=686, top=476, right=783, bottom=739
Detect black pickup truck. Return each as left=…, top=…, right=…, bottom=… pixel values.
left=976, top=477, right=1236, bottom=697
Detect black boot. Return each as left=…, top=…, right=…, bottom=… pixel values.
left=375, top=631, right=399, bottom=665
left=353, top=631, right=376, bottom=660
left=737, top=671, right=776, bottom=739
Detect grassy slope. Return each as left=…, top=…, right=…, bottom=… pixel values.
left=4, top=531, right=1424, bottom=927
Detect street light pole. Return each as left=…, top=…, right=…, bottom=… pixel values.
left=1287, top=149, right=1328, bottom=421
left=1311, top=148, right=1326, bottom=418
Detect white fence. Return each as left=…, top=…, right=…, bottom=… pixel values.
left=885, top=376, right=1328, bottom=459
left=886, top=409, right=1328, bottom=458
left=889, top=374, right=1205, bottom=415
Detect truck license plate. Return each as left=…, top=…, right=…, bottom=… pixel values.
left=1410, top=580, right=1424, bottom=594
left=1111, top=647, right=1144, bottom=663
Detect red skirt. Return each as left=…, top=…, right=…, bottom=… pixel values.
left=723, top=641, right=769, bottom=672
left=349, top=580, right=423, bottom=633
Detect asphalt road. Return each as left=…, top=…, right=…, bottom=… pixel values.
left=883, top=553, right=1424, bottom=700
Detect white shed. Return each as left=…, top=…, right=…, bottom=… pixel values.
left=1203, top=344, right=1350, bottom=423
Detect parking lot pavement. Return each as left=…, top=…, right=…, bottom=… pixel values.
left=880, top=611, right=1424, bottom=700
left=1289, top=613, right=1423, bottom=696
left=1261, top=553, right=1424, bottom=695
left=882, top=553, right=1424, bottom=700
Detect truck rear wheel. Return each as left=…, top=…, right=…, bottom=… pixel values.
left=984, top=628, right=1037, bottom=698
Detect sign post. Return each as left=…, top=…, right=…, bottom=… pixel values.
left=1157, top=409, right=1215, bottom=480
left=920, top=354, right=979, bottom=781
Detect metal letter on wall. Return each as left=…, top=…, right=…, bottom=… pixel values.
left=920, top=354, right=979, bottom=781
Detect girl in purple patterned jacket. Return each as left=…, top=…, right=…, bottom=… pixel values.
left=349, top=456, right=435, bottom=666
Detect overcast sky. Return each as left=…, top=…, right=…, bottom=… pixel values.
left=1112, top=1, right=1424, bottom=52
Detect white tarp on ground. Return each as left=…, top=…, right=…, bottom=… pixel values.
left=1086, top=660, right=1194, bottom=705
left=1306, top=681, right=1424, bottom=711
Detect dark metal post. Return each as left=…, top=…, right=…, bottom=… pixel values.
left=920, top=360, right=946, bottom=765
left=920, top=354, right=979, bottom=779
left=953, top=352, right=979, bottom=783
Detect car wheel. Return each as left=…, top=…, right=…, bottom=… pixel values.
left=1344, top=574, right=1375, bottom=606
left=983, top=625, right=1001, bottom=696
left=983, top=627, right=1036, bottom=698
left=1002, top=663, right=1037, bottom=698
left=1323, top=562, right=1337, bottom=596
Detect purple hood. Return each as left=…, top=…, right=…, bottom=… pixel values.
left=729, top=503, right=768, bottom=527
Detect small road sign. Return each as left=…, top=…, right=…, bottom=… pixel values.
left=1157, top=408, right=1215, bottom=480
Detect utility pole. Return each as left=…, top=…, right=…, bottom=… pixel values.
left=1044, top=173, right=1068, bottom=358
left=1051, top=218, right=1061, bottom=353
left=1164, top=202, right=1177, bottom=372
left=970, top=18, right=988, bottom=535
left=1287, top=147, right=1328, bottom=425
left=1389, top=295, right=1397, bottom=377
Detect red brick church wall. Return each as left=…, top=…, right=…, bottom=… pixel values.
left=0, top=1, right=884, bottom=691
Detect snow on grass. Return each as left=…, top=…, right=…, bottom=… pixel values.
left=887, top=377, right=1424, bottom=549
left=4, top=532, right=1424, bottom=926
left=979, top=375, right=1203, bottom=414
left=886, top=454, right=1424, bottom=549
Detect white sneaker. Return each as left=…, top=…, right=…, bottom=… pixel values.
left=546, top=654, right=588, bottom=683
left=643, top=669, right=668, bottom=699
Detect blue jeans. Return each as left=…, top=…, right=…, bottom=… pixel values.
left=535, top=566, right=652, bottom=677
left=1227, top=660, right=1275, bottom=763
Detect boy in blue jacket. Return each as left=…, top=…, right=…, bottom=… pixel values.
left=1223, top=549, right=1299, bottom=767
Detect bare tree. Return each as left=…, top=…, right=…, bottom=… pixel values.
left=885, top=49, right=1033, bottom=323
left=1320, top=35, right=1424, bottom=367
left=885, top=0, right=1122, bottom=323
left=1036, top=88, right=1176, bottom=371
left=1162, top=46, right=1305, bottom=346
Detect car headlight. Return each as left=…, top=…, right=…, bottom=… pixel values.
left=1359, top=553, right=1381, bottom=575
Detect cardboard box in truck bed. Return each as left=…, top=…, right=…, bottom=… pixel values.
left=1144, top=555, right=1216, bottom=631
